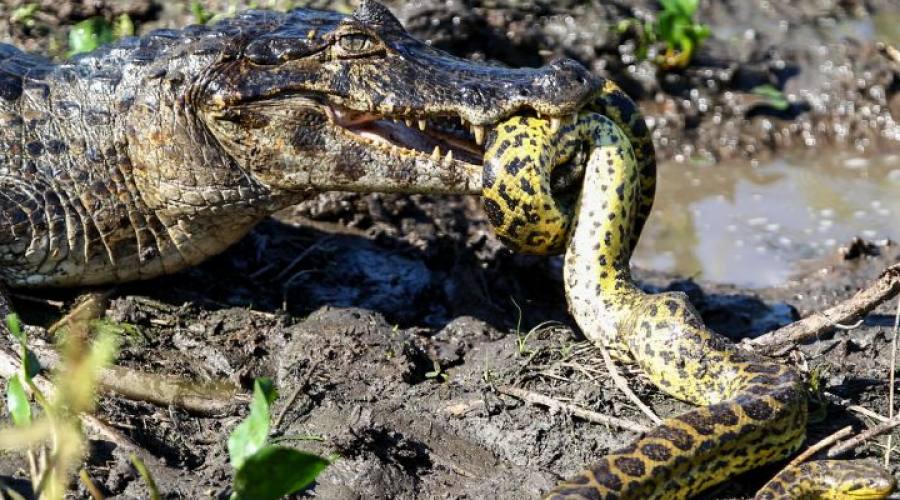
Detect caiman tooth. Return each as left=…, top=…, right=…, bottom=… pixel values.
left=418, top=119, right=427, bottom=131
left=444, top=149, right=454, bottom=164
left=431, top=145, right=441, bottom=161
left=405, top=118, right=414, bottom=128
left=472, top=125, right=486, bottom=146
left=550, top=116, right=562, bottom=133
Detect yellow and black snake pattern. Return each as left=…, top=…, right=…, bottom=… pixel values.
left=482, top=82, right=895, bottom=499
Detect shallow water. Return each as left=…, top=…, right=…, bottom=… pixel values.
left=632, top=152, right=900, bottom=288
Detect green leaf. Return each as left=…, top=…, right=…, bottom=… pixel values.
left=113, top=14, right=135, bottom=38
left=5, top=314, right=24, bottom=343
left=69, top=17, right=115, bottom=56
left=6, top=376, right=31, bottom=427
left=232, top=446, right=328, bottom=500
left=22, top=348, right=40, bottom=381
left=228, top=378, right=278, bottom=470
left=10, top=4, right=39, bottom=24
left=191, top=0, right=212, bottom=25
left=751, top=84, right=790, bottom=111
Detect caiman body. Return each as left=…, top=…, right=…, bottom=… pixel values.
left=0, top=0, right=597, bottom=287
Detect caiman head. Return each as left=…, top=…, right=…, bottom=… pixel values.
left=194, top=0, right=600, bottom=196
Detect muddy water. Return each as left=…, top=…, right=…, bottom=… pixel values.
left=632, top=152, right=900, bottom=287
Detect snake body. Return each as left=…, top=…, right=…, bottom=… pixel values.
left=482, top=86, right=894, bottom=499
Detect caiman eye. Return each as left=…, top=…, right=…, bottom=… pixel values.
left=337, top=33, right=378, bottom=55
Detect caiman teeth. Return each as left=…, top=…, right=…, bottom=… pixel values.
left=405, top=118, right=414, bottom=128
left=550, top=116, right=562, bottom=134
left=418, top=119, right=427, bottom=131
left=444, top=149, right=453, bottom=164
left=431, top=145, right=441, bottom=161
left=472, top=125, right=486, bottom=146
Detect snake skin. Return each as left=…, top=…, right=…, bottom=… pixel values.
left=482, top=112, right=894, bottom=498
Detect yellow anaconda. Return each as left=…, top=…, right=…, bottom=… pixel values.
left=481, top=86, right=895, bottom=499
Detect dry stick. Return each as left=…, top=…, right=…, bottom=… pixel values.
left=828, top=414, right=900, bottom=458
left=496, top=385, right=650, bottom=434
left=886, top=295, right=900, bottom=465
left=848, top=405, right=889, bottom=423
left=786, top=425, right=853, bottom=469
left=598, top=346, right=662, bottom=424
left=25, top=343, right=248, bottom=415
left=748, top=264, right=900, bottom=354
left=0, top=285, right=247, bottom=415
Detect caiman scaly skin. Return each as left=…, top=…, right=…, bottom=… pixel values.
left=0, top=0, right=598, bottom=287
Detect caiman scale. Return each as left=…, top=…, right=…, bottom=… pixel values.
left=0, top=0, right=595, bottom=287
left=0, top=2, right=892, bottom=499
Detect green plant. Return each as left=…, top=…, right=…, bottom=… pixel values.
left=66, top=13, right=135, bottom=57
left=424, top=360, right=448, bottom=382
left=190, top=0, right=213, bottom=25
left=655, top=0, right=710, bottom=68
left=616, top=0, right=711, bottom=69
left=228, top=378, right=330, bottom=500
left=510, top=297, right=535, bottom=357
left=751, top=84, right=790, bottom=111
left=113, top=14, right=135, bottom=38
left=2, top=313, right=119, bottom=499
left=10, top=4, right=40, bottom=26
left=68, top=17, right=114, bottom=56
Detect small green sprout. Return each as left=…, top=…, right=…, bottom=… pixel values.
left=751, top=84, right=790, bottom=111
left=2, top=312, right=119, bottom=500
left=655, top=0, right=711, bottom=68
left=68, top=17, right=115, bottom=56
left=228, top=378, right=329, bottom=500
left=615, top=0, right=711, bottom=69
left=10, top=4, right=40, bottom=26
left=113, top=14, right=136, bottom=39
left=425, top=360, right=449, bottom=382
left=191, top=0, right=213, bottom=25
left=510, top=297, right=535, bottom=357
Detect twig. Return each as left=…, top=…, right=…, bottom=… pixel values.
left=496, top=385, right=650, bottom=433
left=747, top=264, right=900, bottom=353
left=273, top=361, right=318, bottom=431
left=833, top=319, right=864, bottom=330
left=886, top=295, right=900, bottom=465
left=273, top=236, right=333, bottom=282
left=23, top=343, right=248, bottom=415
left=9, top=293, right=64, bottom=309
left=827, top=414, right=900, bottom=458
left=598, top=346, right=662, bottom=424
left=848, top=405, right=889, bottom=423
left=786, top=425, right=853, bottom=468
left=0, top=342, right=176, bottom=475
left=48, top=291, right=113, bottom=334
left=878, top=42, right=900, bottom=64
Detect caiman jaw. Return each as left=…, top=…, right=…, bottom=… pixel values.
left=326, top=104, right=580, bottom=167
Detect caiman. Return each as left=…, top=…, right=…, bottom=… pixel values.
left=0, top=2, right=893, bottom=499
left=0, top=0, right=594, bottom=287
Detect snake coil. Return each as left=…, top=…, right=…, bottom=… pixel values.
left=481, top=83, right=894, bottom=499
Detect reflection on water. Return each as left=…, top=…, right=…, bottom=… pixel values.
left=632, top=152, right=900, bottom=288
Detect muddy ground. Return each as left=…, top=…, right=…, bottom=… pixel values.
left=0, top=1, right=899, bottom=499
